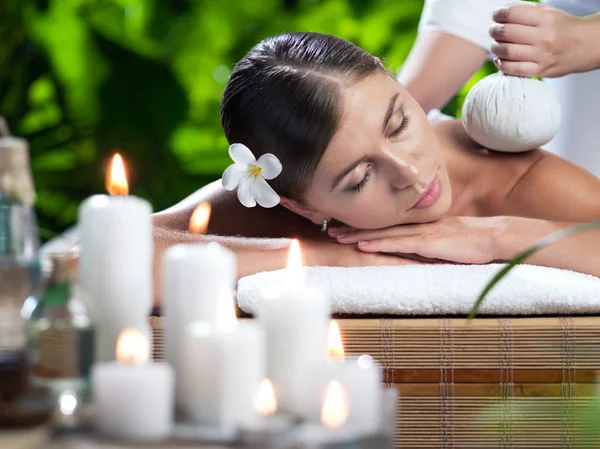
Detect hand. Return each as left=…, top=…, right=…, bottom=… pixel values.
left=330, top=216, right=508, bottom=264
left=489, top=2, right=598, bottom=78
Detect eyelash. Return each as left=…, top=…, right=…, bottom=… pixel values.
left=389, top=115, right=411, bottom=138
left=351, top=166, right=372, bottom=194
left=348, top=115, right=411, bottom=195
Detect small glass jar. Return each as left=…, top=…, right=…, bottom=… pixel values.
left=27, top=253, right=94, bottom=406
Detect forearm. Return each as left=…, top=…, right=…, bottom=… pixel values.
left=581, top=13, right=600, bottom=72
left=494, top=217, right=600, bottom=278
left=398, top=31, right=487, bottom=112
left=153, top=226, right=292, bottom=306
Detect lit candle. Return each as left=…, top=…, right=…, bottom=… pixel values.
left=91, top=328, right=174, bottom=440
left=298, top=320, right=382, bottom=435
left=328, top=320, right=382, bottom=436
left=188, top=202, right=211, bottom=234
left=240, top=379, right=293, bottom=444
left=180, top=291, right=266, bottom=428
left=287, top=381, right=354, bottom=444
left=78, top=153, right=153, bottom=363
left=255, top=240, right=331, bottom=413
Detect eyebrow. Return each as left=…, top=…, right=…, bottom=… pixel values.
left=330, top=92, right=400, bottom=192
left=382, top=93, right=400, bottom=132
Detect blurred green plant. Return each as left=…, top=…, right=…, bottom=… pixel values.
left=0, top=0, right=492, bottom=240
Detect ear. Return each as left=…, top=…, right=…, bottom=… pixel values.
left=280, top=198, right=328, bottom=225
left=374, top=56, right=384, bottom=68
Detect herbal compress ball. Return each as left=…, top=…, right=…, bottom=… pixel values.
left=462, top=72, right=562, bottom=152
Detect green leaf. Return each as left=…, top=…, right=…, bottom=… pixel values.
left=469, top=220, right=600, bottom=319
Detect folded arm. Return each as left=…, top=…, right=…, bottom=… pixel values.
left=151, top=181, right=416, bottom=307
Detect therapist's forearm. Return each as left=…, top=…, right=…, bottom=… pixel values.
left=582, top=13, right=600, bottom=72
left=398, top=31, right=487, bottom=113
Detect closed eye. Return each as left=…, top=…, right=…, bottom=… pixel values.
left=389, top=115, right=411, bottom=139
left=350, top=165, right=372, bottom=194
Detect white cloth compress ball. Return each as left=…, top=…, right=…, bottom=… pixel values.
left=462, top=72, right=562, bottom=152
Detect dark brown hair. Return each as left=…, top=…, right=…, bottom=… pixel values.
left=220, top=32, right=385, bottom=201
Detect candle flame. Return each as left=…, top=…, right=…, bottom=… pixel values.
left=321, top=380, right=349, bottom=429
left=189, top=202, right=211, bottom=234
left=106, top=153, right=129, bottom=196
left=216, top=287, right=237, bottom=333
left=286, top=239, right=303, bottom=270
left=286, top=239, right=306, bottom=286
left=327, top=320, right=345, bottom=362
left=116, top=328, right=149, bottom=364
left=253, top=379, right=278, bottom=416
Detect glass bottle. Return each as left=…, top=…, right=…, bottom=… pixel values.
left=0, top=118, right=39, bottom=408
left=29, top=253, right=94, bottom=404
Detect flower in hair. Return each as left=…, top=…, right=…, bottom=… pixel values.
left=222, top=143, right=282, bottom=208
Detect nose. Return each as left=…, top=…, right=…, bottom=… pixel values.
left=382, top=149, right=420, bottom=190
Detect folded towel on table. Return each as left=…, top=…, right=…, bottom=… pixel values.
left=236, top=264, right=600, bottom=316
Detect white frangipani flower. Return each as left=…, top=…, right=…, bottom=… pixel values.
left=222, top=143, right=282, bottom=208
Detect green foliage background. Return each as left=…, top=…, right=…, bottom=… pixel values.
left=0, top=0, right=494, bottom=241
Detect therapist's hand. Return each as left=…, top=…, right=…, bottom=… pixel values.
left=489, top=1, right=600, bottom=78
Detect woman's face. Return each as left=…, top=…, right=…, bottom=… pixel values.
left=303, top=72, right=452, bottom=229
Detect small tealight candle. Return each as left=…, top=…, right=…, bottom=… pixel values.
left=91, top=328, right=174, bottom=441
left=240, top=379, right=293, bottom=445
left=287, top=380, right=356, bottom=444
left=180, top=291, right=266, bottom=429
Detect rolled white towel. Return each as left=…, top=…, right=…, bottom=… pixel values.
left=237, top=264, right=600, bottom=316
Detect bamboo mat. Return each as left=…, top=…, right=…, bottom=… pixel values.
left=149, top=316, right=600, bottom=448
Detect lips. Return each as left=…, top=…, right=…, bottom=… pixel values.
left=410, top=175, right=442, bottom=210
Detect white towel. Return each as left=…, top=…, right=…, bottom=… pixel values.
left=236, top=264, right=600, bottom=316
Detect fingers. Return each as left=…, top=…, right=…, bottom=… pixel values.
left=336, top=226, right=420, bottom=244
left=489, top=23, right=538, bottom=45
left=493, top=2, right=543, bottom=26
left=357, top=238, right=423, bottom=255
left=327, top=225, right=356, bottom=238
left=493, top=57, right=540, bottom=77
left=491, top=42, right=538, bottom=62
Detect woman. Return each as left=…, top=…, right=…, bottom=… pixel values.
left=153, top=32, right=600, bottom=302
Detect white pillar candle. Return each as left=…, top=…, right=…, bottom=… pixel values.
left=255, top=241, right=331, bottom=414
left=78, top=194, right=153, bottom=362
left=180, top=294, right=266, bottom=428
left=91, top=329, right=174, bottom=441
left=162, top=243, right=236, bottom=408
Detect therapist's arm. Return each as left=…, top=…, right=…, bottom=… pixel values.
left=398, top=31, right=487, bottom=112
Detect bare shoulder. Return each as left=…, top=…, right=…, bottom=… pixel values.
left=433, top=120, right=547, bottom=211
left=153, top=180, right=321, bottom=239
left=505, top=150, right=600, bottom=221
left=431, top=120, right=600, bottom=221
